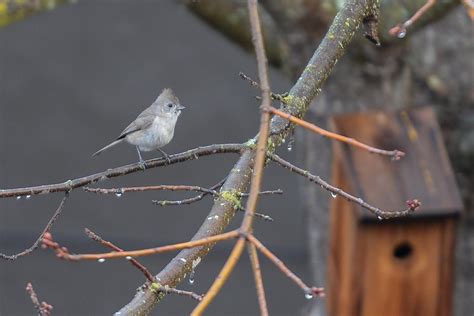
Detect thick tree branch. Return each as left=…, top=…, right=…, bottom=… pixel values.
left=185, top=0, right=289, bottom=68
left=117, top=0, right=383, bottom=314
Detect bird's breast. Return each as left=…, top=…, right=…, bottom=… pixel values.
left=125, top=116, right=175, bottom=151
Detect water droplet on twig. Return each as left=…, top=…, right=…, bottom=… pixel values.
left=98, top=258, right=106, bottom=263
left=125, top=256, right=132, bottom=260
left=287, top=135, right=295, bottom=152
left=398, top=30, right=406, bottom=38
left=331, top=192, right=337, bottom=198
left=16, top=196, right=21, bottom=200
left=188, top=269, right=195, bottom=285
left=305, top=292, right=313, bottom=300
left=26, top=195, right=31, bottom=199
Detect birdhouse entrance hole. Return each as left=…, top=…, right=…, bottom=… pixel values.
left=393, top=241, right=413, bottom=260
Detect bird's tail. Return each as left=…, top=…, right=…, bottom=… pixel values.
left=92, top=139, right=123, bottom=157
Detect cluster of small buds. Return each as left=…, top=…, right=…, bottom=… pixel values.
left=406, top=199, right=421, bottom=212
left=39, top=302, right=54, bottom=316
left=25, top=283, right=53, bottom=316
left=41, top=232, right=70, bottom=259
left=304, top=286, right=325, bottom=300
left=391, top=150, right=406, bottom=161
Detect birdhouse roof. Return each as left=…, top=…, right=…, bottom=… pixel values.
left=331, top=106, right=463, bottom=222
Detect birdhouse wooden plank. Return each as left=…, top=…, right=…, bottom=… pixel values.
left=327, top=107, right=462, bottom=316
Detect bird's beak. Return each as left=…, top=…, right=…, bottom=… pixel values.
left=177, top=105, right=186, bottom=111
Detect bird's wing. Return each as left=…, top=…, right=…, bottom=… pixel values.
left=117, top=107, right=155, bottom=139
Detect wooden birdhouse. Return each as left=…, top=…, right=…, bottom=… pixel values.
left=327, top=107, right=463, bottom=316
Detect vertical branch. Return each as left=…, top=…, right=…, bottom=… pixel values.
left=248, top=243, right=269, bottom=316
left=190, top=0, right=273, bottom=314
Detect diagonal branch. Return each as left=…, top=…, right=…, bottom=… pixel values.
left=269, top=154, right=420, bottom=219
left=267, top=106, right=405, bottom=160
left=247, top=242, right=269, bottom=316
left=84, top=228, right=155, bottom=282
left=1, top=193, right=69, bottom=260
left=247, top=234, right=325, bottom=299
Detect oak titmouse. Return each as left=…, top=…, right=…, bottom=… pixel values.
left=92, top=88, right=185, bottom=164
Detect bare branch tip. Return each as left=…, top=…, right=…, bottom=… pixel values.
left=407, top=199, right=421, bottom=212
left=26, top=282, right=53, bottom=316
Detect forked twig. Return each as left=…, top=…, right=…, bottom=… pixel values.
left=84, top=228, right=155, bottom=282
left=269, top=154, right=420, bottom=219
left=246, top=234, right=325, bottom=299
left=83, top=228, right=203, bottom=302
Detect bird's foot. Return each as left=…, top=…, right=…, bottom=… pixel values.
left=138, top=159, right=147, bottom=171
left=158, top=149, right=172, bottom=164
left=163, top=153, right=171, bottom=164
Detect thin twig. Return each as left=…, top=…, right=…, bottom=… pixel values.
left=0, top=144, right=246, bottom=199
left=1, top=193, right=69, bottom=260
left=85, top=183, right=277, bottom=221
left=247, top=234, right=325, bottom=299
left=238, top=208, right=274, bottom=222
left=84, top=228, right=155, bottom=282
left=153, top=177, right=228, bottom=206
left=267, top=106, right=405, bottom=160
left=157, top=285, right=203, bottom=302
left=84, top=185, right=217, bottom=196
left=42, top=231, right=240, bottom=260
left=269, top=154, right=420, bottom=219
left=239, top=189, right=283, bottom=197
left=239, top=72, right=287, bottom=104
left=389, top=0, right=436, bottom=38
left=192, top=1, right=273, bottom=314
left=42, top=232, right=204, bottom=302
left=26, top=283, right=53, bottom=316
left=247, top=242, right=269, bottom=316
left=84, top=228, right=204, bottom=302
left=85, top=185, right=281, bottom=199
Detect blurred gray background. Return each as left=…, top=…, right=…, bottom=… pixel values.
left=0, top=1, right=313, bottom=315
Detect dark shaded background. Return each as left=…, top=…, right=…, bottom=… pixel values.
left=0, top=1, right=314, bottom=315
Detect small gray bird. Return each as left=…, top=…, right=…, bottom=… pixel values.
left=92, top=89, right=185, bottom=165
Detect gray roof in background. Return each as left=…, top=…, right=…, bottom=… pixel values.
left=0, top=0, right=313, bottom=315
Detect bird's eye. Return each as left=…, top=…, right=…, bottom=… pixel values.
left=167, top=103, right=173, bottom=108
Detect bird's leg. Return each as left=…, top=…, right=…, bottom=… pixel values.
left=158, top=148, right=171, bottom=164
left=136, top=146, right=146, bottom=170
